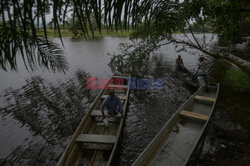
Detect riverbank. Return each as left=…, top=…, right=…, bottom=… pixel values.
left=36, top=29, right=132, bottom=38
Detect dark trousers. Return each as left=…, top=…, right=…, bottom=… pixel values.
left=193, top=73, right=208, bottom=89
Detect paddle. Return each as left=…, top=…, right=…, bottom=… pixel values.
left=192, top=66, right=200, bottom=82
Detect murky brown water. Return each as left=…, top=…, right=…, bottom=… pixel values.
left=1, top=36, right=248, bottom=166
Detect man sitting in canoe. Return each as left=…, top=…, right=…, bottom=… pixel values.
left=176, top=55, right=185, bottom=71
left=101, top=90, right=123, bottom=122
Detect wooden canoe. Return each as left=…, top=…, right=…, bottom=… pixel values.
left=132, top=83, right=219, bottom=166
left=175, top=66, right=199, bottom=88
left=57, top=74, right=130, bottom=166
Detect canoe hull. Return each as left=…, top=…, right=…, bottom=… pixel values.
left=133, top=83, right=219, bottom=166
left=175, top=66, right=199, bottom=89
left=57, top=74, right=130, bottom=166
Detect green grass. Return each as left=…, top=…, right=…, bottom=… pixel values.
left=225, top=69, right=250, bottom=93
left=36, top=29, right=132, bottom=38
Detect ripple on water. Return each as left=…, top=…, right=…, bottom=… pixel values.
left=0, top=38, right=204, bottom=166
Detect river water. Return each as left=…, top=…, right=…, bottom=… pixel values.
left=0, top=36, right=212, bottom=165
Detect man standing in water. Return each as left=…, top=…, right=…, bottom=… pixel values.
left=176, top=55, right=185, bottom=71
left=100, top=90, right=123, bottom=124
left=193, top=57, right=209, bottom=92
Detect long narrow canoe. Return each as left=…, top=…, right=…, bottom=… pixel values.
left=57, top=74, right=130, bottom=166
left=175, top=66, right=199, bottom=88
left=133, top=83, right=220, bottom=166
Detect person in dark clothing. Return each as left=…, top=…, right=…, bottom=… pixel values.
left=176, top=55, right=185, bottom=71
left=100, top=90, right=123, bottom=120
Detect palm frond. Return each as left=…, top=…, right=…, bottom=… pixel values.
left=37, top=38, right=69, bottom=73
left=0, top=0, right=222, bottom=72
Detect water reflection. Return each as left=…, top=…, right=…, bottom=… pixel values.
left=0, top=70, right=99, bottom=165
left=0, top=36, right=204, bottom=166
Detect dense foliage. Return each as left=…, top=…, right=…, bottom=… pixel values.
left=0, top=0, right=249, bottom=72
left=225, top=69, right=250, bottom=93
left=202, top=0, right=250, bottom=46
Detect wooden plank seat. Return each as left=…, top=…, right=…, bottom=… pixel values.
left=112, top=75, right=129, bottom=79
left=101, top=95, right=126, bottom=100
left=83, top=144, right=113, bottom=151
left=91, top=110, right=122, bottom=118
left=114, top=91, right=127, bottom=95
left=107, top=84, right=128, bottom=89
left=194, top=95, right=215, bottom=105
left=179, top=110, right=208, bottom=121
left=75, top=134, right=116, bottom=144
left=114, top=89, right=127, bottom=92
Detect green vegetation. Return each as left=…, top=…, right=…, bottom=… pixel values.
left=0, top=0, right=250, bottom=74
left=36, top=29, right=132, bottom=38
left=225, top=69, right=250, bottom=93
left=207, top=0, right=250, bottom=46
left=190, top=22, right=213, bottom=33
left=37, top=29, right=73, bottom=37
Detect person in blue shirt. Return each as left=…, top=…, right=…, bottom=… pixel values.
left=100, top=90, right=123, bottom=119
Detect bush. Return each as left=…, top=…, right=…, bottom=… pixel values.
left=225, top=69, right=250, bottom=93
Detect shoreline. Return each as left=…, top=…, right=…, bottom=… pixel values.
left=36, top=29, right=132, bottom=38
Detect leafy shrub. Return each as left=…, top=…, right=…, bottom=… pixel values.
left=225, top=69, right=250, bottom=93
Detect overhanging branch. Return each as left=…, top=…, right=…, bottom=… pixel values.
left=165, top=36, right=250, bottom=77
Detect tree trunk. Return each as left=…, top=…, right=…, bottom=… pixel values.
left=218, top=53, right=250, bottom=77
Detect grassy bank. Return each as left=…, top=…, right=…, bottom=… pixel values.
left=211, top=60, right=250, bottom=126
left=36, top=29, right=132, bottom=38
